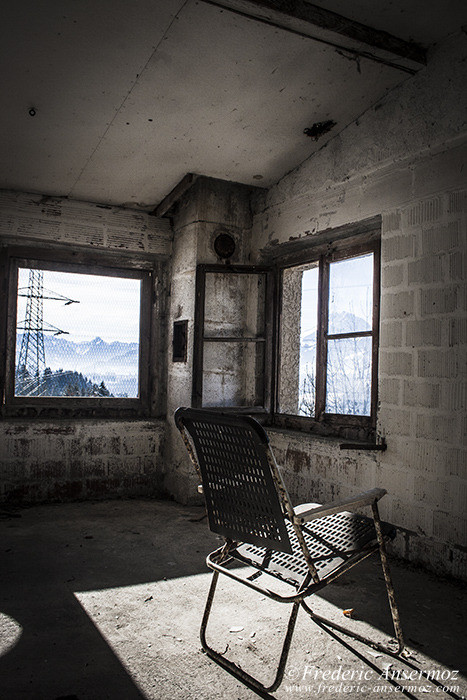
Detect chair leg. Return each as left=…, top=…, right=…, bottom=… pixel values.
left=200, top=570, right=300, bottom=694
left=371, top=502, right=405, bottom=653
left=300, top=508, right=405, bottom=657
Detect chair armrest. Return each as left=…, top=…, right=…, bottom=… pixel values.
left=294, top=487, right=387, bottom=524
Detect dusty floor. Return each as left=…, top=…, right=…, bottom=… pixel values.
left=0, top=499, right=465, bottom=700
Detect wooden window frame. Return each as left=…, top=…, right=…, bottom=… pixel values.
left=0, top=246, right=162, bottom=419
left=192, top=264, right=274, bottom=412
left=272, top=230, right=381, bottom=441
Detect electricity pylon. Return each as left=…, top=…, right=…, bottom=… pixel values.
left=16, top=269, right=78, bottom=396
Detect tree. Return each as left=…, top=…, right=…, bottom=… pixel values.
left=299, top=336, right=371, bottom=417
left=97, top=381, right=110, bottom=397
left=65, top=382, right=80, bottom=396
left=299, top=363, right=316, bottom=416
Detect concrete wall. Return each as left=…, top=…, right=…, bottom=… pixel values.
left=251, top=32, right=467, bottom=579
left=278, top=265, right=306, bottom=415
left=0, top=420, right=165, bottom=502
left=164, top=176, right=263, bottom=503
left=0, top=191, right=171, bottom=503
left=0, top=30, right=465, bottom=581
left=0, top=190, right=172, bottom=255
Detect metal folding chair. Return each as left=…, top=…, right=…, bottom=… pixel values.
left=175, top=407, right=404, bottom=694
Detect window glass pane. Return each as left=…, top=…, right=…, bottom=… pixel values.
left=204, top=273, right=265, bottom=338
left=15, top=268, right=141, bottom=398
left=328, top=253, right=373, bottom=334
left=202, top=341, right=264, bottom=408
left=278, top=263, right=318, bottom=416
left=325, top=336, right=372, bottom=415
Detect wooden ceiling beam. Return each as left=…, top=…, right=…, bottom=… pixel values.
left=202, top=0, right=426, bottom=71
left=153, top=173, right=199, bottom=218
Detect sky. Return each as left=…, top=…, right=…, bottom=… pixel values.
left=16, top=268, right=141, bottom=344
left=300, top=253, right=373, bottom=339
left=16, top=255, right=372, bottom=347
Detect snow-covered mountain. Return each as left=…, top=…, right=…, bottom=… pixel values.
left=301, top=311, right=371, bottom=345
left=16, top=334, right=138, bottom=369
left=16, top=334, right=139, bottom=397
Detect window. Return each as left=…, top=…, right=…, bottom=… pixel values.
left=190, top=227, right=380, bottom=439
left=2, top=248, right=158, bottom=417
left=192, top=265, right=273, bottom=410
left=275, top=234, right=380, bottom=439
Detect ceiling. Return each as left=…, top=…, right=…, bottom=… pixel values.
left=1, top=0, right=466, bottom=211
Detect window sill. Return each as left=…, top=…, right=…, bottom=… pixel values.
left=2, top=402, right=155, bottom=420
left=339, top=440, right=386, bottom=451
left=268, top=413, right=376, bottom=442
left=265, top=425, right=386, bottom=451
left=265, top=424, right=344, bottom=447
left=0, top=415, right=165, bottom=427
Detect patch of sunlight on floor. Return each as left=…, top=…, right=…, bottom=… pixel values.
left=0, top=612, right=22, bottom=657
left=73, top=572, right=467, bottom=700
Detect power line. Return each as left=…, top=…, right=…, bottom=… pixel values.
left=16, top=270, right=79, bottom=396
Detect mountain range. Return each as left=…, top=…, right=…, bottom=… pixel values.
left=16, top=334, right=139, bottom=397
left=17, top=334, right=138, bottom=367
left=301, top=310, right=371, bottom=345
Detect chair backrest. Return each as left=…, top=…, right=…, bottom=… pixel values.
left=175, top=407, right=292, bottom=554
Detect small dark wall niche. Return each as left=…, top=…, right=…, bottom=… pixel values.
left=173, top=320, right=188, bottom=362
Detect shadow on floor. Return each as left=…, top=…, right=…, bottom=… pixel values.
left=0, top=499, right=465, bottom=700
left=0, top=499, right=215, bottom=700
left=315, top=554, right=466, bottom=674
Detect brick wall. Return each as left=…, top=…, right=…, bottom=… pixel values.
left=0, top=190, right=172, bottom=255
left=0, top=420, right=166, bottom=503
left=0, top=191, right=171, bottom=504
left=252, top=32, right=467, bottom=579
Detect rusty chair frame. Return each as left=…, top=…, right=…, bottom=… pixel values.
left=175, top=407, right=404, bottom=694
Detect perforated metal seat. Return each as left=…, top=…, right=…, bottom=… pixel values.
left=175, top=407, right=404, bottom=694
left=235, top=511, right=395, bottom=587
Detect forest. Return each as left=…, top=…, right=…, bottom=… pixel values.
left=15, top=366, right=113, bottom=398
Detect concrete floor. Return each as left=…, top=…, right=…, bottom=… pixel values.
left=0, top=499, right=465, bottom=700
